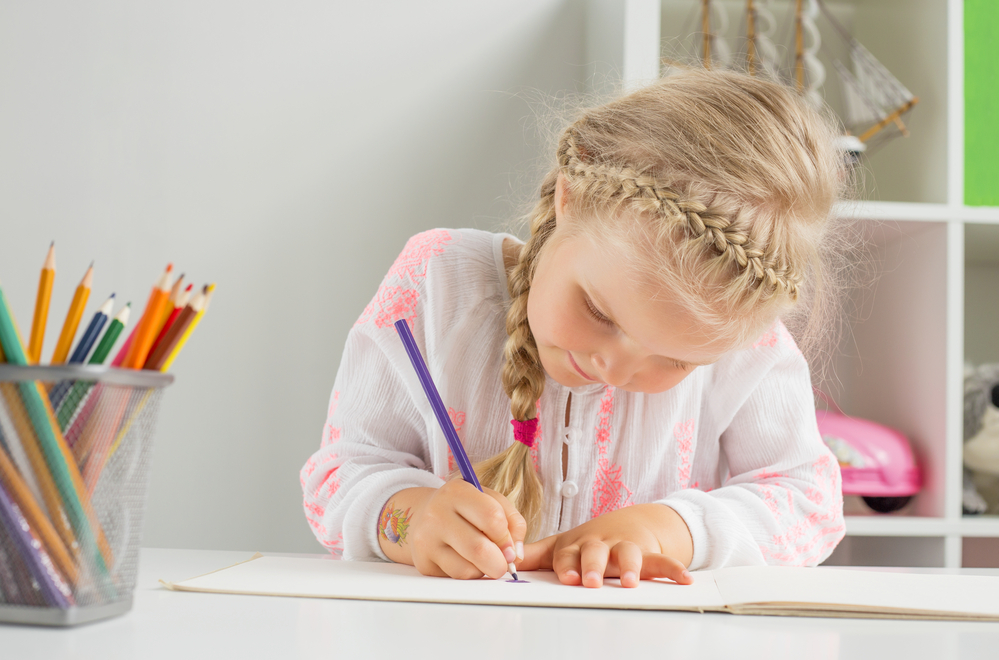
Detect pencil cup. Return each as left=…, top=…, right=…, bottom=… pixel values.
left=0, top=364, right=173, bottom=626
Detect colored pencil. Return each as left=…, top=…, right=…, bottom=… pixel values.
left=144, top=287, right=205, bottom=371
left=50, top=262, right=93, bottom=365
left=0, top=481, right=73, bottom=607
left=0, top=443, right=77, bottom=584
left=89, top=302, right=130, bottom=367
left=27, top=242, right=56, bottom=364
left=146, top=283, right=192, bottom=365
left=48, top=295, right=114, bottom=412
left=0, top=282, right=114, bottom=579
left=160, top=283, right=214, bottom=372
left=111, top=326, right=136, bottom=367
left=153, top=273, right=185, bottom=336
left=393, top=319, right=518, bottom=580
left=123, top=264, right=173, bottom=369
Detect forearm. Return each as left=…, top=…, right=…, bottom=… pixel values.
left=376, top=487, right=436, bottom=564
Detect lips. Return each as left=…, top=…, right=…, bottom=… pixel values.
left=567, top=352, right=596, bottom=381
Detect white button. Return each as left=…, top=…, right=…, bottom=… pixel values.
left=561, top=481, right=578, bottom=498
left=564, top=428, right=581, bottom=445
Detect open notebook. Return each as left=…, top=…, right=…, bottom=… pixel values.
left=161, top=554, right=999, bottom=621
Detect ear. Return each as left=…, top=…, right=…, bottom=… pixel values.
left=554, top=173, right=569, bottom=223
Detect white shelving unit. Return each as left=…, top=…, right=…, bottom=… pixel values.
left=599, top=0, right=998, bottom=568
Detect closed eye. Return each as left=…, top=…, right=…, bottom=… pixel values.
left=584, top=296, right=614, bottom=326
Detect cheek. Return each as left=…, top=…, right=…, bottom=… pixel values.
left=528, top=292, right=592, bottom=351
left=629, top=366, right=695, bottom=394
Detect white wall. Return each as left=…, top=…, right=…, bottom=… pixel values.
left=0, top=1, right=591, bottom=552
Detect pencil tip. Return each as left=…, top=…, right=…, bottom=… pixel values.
left=89, top=260, right=95, bottom=268
left=126, top=302, right=132, bottom=307
left=110, top=293, right=116, bottom=298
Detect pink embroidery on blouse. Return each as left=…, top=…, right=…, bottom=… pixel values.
left=752, top=326, right=779, bottom=349
left=300, top=457, right=317, bottom=487
left=323, top=532, right=344, bottom=559
left=357, top=285, right=420, bottom=330
left=446, top=407, right=465, bottom=474
left=777, top=321, right=803, bottom=356
left=674, top=419, right=695, bottom=490
left=591, top=386, right=632, bottom=517
left=322, top=391, right=342, bottom=448
left=758, top=453, right=845, bottom=566
left=386, top=230, right=454, bottom=282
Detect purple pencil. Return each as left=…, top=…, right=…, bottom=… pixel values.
left=0, top=481, right=73, bottom=608
left=393, top=319, right=519, bottom=580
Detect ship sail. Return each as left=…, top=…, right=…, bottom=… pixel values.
left=816, top=0, right=918, bottom=143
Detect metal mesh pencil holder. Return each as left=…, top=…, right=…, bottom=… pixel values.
left=0, top=364, right=173, bottom=626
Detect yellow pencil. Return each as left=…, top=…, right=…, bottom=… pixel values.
left=27, top=242, right=56, bottom=364
left=161, top=283, right=215, bottom=372
left=51, top=262, right=94, bottom=365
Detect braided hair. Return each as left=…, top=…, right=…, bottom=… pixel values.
left=473, top=68, right=848, bottom=540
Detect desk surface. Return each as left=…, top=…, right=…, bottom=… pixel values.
left=2, top=548, right=999, bottom=660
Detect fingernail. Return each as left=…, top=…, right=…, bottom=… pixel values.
left=564, top=570, right=579, bottom=582
left=682, top=569, right=692, bottom=580
left=584, top=571, right=601, bottom=586
left=622, top=571, right=638, bottom=587
left=515, top=542, right=524, bottom=561
left=503, top=546, right=516, bottom=563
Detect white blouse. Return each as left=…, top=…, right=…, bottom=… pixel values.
left=301, top=228, right=845, bottom=570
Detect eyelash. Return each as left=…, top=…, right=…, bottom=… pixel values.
left=584, top=297, right=614, bottom=326
left=584, top=296, right=693, bottom=371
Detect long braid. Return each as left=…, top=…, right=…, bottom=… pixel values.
left=473, top=172, right=557, bottom=540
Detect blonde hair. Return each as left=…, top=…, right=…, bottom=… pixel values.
left=475, top=68, right=850, bottom=539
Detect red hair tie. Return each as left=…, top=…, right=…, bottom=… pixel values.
left=511, top=418, right=539, bottom=449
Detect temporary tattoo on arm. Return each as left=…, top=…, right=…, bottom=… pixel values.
left=378, top=501, right=412, bottom=545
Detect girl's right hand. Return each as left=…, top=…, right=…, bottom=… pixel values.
left=378, top=481, right=526, bottom=580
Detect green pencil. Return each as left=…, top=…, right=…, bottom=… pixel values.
left=56, top=303, right=131, bottom=430
left=0, top=281, right=113, bottom=587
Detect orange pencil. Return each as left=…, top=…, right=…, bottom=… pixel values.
left=27, top=242, right=56, bottom=364
left=152, top=273, right=185, bottom=339
left=0, top=446, right=78, bottom=584
left=146, top=283, right=192, bottom=362
left=51, top=262, right=94, bottom=365
left=123, top=264, right=173, bottom=369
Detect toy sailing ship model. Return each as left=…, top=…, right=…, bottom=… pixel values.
left=682, top=0, right=919, bottom=157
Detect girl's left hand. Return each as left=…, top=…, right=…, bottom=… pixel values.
left=518, top=503, right=694, bottom=588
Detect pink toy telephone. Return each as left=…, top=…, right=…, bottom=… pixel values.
left=816, top=408, right=923, bottom=513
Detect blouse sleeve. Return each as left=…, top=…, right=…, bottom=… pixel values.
left=299, top=322, right=445, bottom=561
left=659, top=346, right=845, bottom=571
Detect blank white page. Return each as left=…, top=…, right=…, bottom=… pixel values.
left=164, top=555, right=728, bottom=611
left=714, top=566, right=999, bottom=618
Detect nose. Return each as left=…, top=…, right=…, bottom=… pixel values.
left=591, top=351, right=636, bottom=388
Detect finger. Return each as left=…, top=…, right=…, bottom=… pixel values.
left=447, top=527, right=510, bottom=580
left=453, top=490, right=518, bottom=566
left=551, top=544, right=582, bottom=586
left=639, top=553, right=693, bottom=585
left=578, top=540, right=610, bottom=589
left=483, top=487, right=528, bottom=561
left=519, top=534, right=558, bottom=571
left=609, top=542, right=643, bottom=588
left=434, top=544, right=487, bottom=581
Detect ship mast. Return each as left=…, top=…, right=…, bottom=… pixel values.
left=702, top=0, right=713, bottom=69
left=794, top=0, right=805, bottom=91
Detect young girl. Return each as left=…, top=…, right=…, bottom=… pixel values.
left=301, top=68, right=847, bottom=588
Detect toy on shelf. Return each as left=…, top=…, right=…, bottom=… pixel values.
left=963, top=363, right=999, bottom=515
left=816, top=407, right=922, bottom=514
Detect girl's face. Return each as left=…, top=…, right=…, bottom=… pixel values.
left=527, top=177, right=726, bottom=394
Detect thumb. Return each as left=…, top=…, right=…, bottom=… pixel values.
left=518, top=534, right=559, bottom=571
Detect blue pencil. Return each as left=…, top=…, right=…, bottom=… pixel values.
left=49, top=294, right=114, bottom=410
left=393, top=319, right=518, bottom=580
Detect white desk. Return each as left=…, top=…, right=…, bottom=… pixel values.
left=2, top=548, right=998, bottom=660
